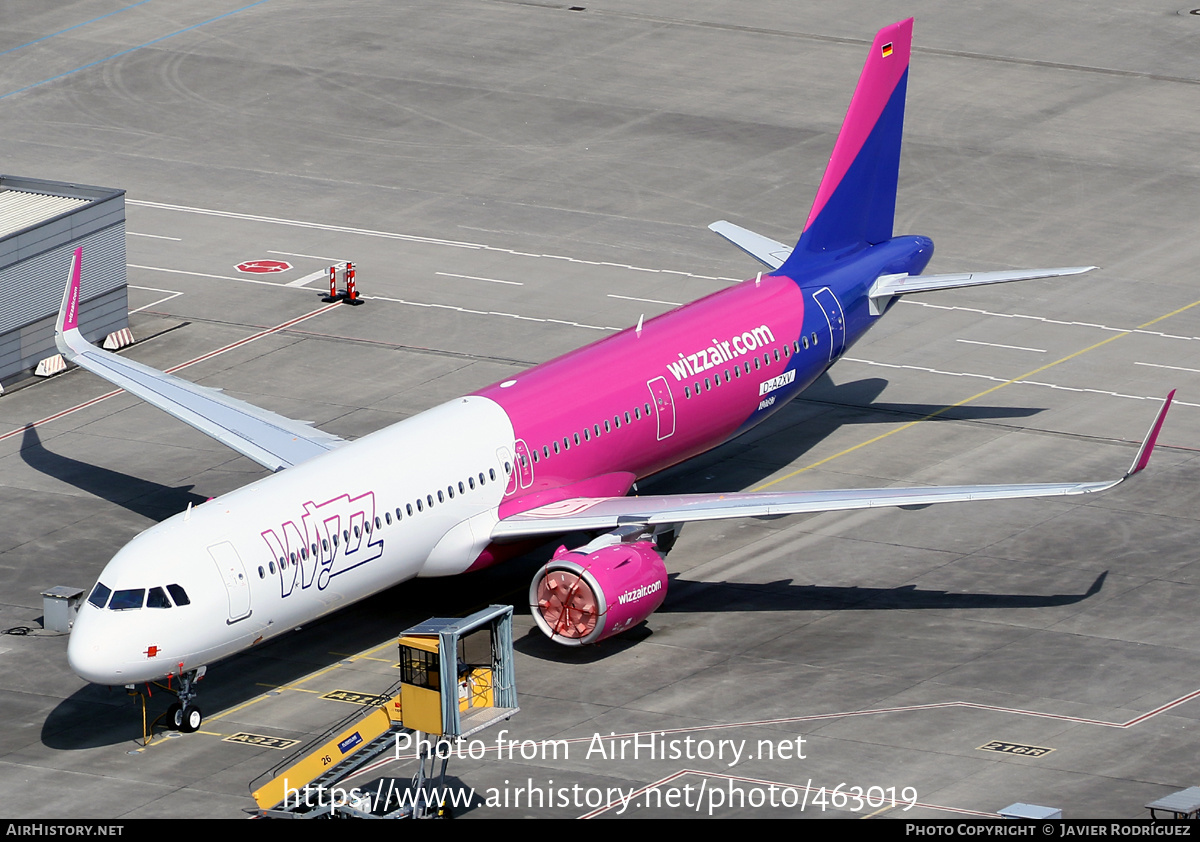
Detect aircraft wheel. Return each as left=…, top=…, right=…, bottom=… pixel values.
left=179, top=706, right=203, bottom=733
left=166, top=702, right=183, bottom=730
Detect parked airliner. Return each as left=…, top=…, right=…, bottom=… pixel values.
left=61, top=19, right=1172, bottom=732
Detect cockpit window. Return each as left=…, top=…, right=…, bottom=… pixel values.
left=147, top=587, right=171, bottom=609
left=166, top=584, right=190, bottom=606
left=87, top=582, right=111, bottom=609
left=109, top=589, right=145, bottom=610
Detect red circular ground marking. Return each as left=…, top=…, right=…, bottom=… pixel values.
left=236, top=259, right=292, bottom=274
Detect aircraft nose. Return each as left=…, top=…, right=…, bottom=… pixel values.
left=67, top=609, right=124, bottom=685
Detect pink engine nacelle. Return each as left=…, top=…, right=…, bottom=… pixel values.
left=529, top=540, right=668, bottom=646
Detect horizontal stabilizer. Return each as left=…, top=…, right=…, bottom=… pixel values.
left=55, top=249, right=346, bottom=472
left=708, top=220, right=792, bottom=270
left=868, top=266, right=1096, bottom=315
left=493, top=392, right=1172, bottom=539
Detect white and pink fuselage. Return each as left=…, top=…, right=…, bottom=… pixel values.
left=66, top=236, right=933, bottom=685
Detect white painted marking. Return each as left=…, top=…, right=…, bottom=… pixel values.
left=1134, top=361, right=1200, bottom=374
left=128, top=263, right=287, bottom=287
left=128, top=232, right=181, bottom=241
left=127, top=199, right=740, bottom=282
left=956, top=339, right=1046, bottom=353
left=130, top=291, right=184, bottom=313
left=903, top=300, right=1200, bottom=343
left=607, top=294, right=683, bottom=307
left=286, top=269, right=330, bottom=288
left=267, top=249, right=344, bottom=263
left=436, top=272, right=523, bottom=286
left=844, top=357, right=1200, bottom=408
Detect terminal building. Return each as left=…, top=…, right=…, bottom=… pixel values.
left=0, top=175, right=128, bottom=387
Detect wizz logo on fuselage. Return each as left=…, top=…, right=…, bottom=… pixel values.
left=261, top=491, right=384, bottom=596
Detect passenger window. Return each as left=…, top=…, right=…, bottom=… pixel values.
left=166, top=584, right=190, bottom=606
left=811, top=332, right=818, bottom=345
left=685, top=386, right=690, bottom=398
left=774, top=349, right=780, bottom=362
left=645, top=402, right=651, bottom=414
left=624, top=412, right=631, bottom=424
left=479, top=472, right=486, bottom=485
left=447, top=486, right=454, bottom=499
left=257, top=566, right=265, bottom=579
left=375, top=516, right=382, bottom=529
left=583, top=429, right=589, bottom=442
left=87, top=582, right=111, bottom=609
left=279, top=555, right=287, bottom=569
left=802, top=336, right=809, bottom=350
left=704, top=378, right=710, bottom=391
left=427, top=494, right=434, bottom=507
left=385, top=511, right=392, bottom=525
left=469, top=477, right=476, bottom=490
left=634, top=408, right=640, bottom=419
left=604, top=420, right=611, bottom=433
left=109, top=589, right=145, bottom=611
left=416, top=499, right=424, bottom=512
left=489, top=469, right=496, bottom=481
left=459, top=481, right=465, bottom=493
left=573, top=433, right=580, bottom=445
left=438, top=490, right=444, bottom=503
left=594, top=424, right=601, bottom=436
left=269, top=561, right=276, bottom=574
left=407, top=503, right=414, bottom=516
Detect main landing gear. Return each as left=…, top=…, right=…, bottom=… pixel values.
left=161, top=666, right=206, bottom=733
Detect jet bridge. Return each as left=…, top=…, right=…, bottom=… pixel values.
left=251, top=604, right=517, bottom=819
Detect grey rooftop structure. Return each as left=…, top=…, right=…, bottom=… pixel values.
left=0, top=175, right=128, bottom=385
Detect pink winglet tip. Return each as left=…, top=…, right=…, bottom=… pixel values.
left=62, top=247, right=82, bottom=332
left=1129, top=389, right=1174, bottom=477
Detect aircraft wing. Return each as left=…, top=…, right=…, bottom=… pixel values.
left=492, top=391, right=1172, bottom=539
left=54, top=249, right=346, bottom=472
left=708, top=219, right=1095, bottom=315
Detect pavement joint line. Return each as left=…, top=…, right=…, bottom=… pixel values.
left=0, top=302, right=341, bottom=444
left=752, top=294, right=1200, bottom=491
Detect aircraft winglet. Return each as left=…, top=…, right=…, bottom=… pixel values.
left=1125, top=389, right=1174, bottom=478
left=55, top=247, right=83, bottom=336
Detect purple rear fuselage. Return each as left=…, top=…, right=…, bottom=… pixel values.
left=471, top=235, right=933, bottom=557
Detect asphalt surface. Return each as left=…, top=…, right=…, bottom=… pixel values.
left=2, top=0, right=1200, bottom=820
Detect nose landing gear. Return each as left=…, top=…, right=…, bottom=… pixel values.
left=144, top=666, right=207, bottom=736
